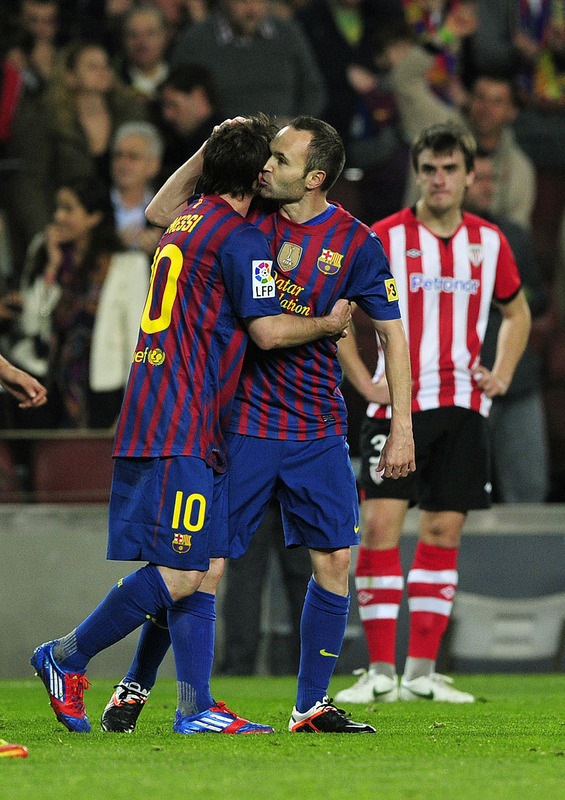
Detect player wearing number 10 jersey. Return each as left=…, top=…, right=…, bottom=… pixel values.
left=30, top=117, right=352, bottom=737
left=101, top=116, right=414, bottom=735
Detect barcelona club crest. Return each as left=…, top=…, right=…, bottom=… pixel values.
left=172, top=533, right=192, bottom=554
left=317, top=248, right=343, bottom=275
left=277, top=242, right=303, bottom=272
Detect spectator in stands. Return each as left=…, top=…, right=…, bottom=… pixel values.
left=169, top=0, right=326, bottom=121
left=10, top=175, right=149, bottom=429
left=514, top=0, right=565, bottom=108
left=464, top=152, right=549, bottom=503
left=10, top=0, right=60, bottom=94
left=5, top=39, right=147, bottom=260
left=110, top=121, right=164, bottom=256
left=294, top=0, right=401, bottom=158
left=402, top=0, right=477, bottom=107
left=467, top=74, right=537, bottom=229
left=157, top=63, right=224, bottom=177
left=461, top=0, right=518, bottom=81
left=0, top=2, right=62, bottom=267
left=370, top=21, right=537, bottom=229
left=116, top=4, right=171, bottom=102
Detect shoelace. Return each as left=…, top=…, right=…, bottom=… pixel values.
left=115, top=684, right=147, bottom=705
left=212, top=701, right=238, bottom=718
left=68, top=675, right=90, bottom=713
left=320, top=698, right=348, bottom=717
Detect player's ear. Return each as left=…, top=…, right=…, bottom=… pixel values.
left=306, top=170, right=326, bottom=190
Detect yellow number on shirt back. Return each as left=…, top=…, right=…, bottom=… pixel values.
left=141, top=244, right=183, bottom=334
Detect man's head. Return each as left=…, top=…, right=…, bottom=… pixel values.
left=412, top=123, right=477, bottom=214
left=20, top=0, right=58, bottom=43
left=468, top=75, right=519, bottom=142
left=161, top=64, right=219, bottom=136
left=199, top=114, right=277, bottom=198
left=111, top=122, right=163, bottom=193
left=463, top=152, right=496, bottom=216
left=259, top=116, right=345, bottom=203
left=122, top=4, right=170, bottom=73
left=220, top=0, right=268, bottom=38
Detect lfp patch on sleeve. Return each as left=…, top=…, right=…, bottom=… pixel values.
left=385, top=277, right=398, bottom=302
left=253, top=260, right=276, bottom=298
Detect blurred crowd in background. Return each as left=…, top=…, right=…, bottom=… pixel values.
left=0, top=0, right=564, bottom=500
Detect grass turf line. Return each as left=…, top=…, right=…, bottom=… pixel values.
left=0, top=674, right=563, bottom=800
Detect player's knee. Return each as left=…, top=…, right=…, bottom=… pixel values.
left=310, top=547, right=350, bottom=595
left=201, top=557, right=225, bottom=592
left=159, top=566, right=206, bottom=601
left=421, top=515, right=463, bottom=548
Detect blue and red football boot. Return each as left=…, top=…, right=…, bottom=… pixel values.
left=31, top=640, right=91, bottom=733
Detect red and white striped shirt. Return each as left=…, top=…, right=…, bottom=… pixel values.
left=368, top=207, right=521, bottom=419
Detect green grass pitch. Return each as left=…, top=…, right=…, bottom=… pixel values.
left=1, top=674, right=563, bottom=800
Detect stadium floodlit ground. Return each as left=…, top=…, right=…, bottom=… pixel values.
left=1, top=674, right=563, bottom=800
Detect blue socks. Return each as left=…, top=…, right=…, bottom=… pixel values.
left=168, top=591, right=216, bottom=716
left=296, top=577, right=350, bottom=713
left=124, top=608, right=171, bottom=690
left=56, top=564, right=174, bottom=672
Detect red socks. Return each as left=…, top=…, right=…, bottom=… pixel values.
left=406, top=541, right=458, bottom=660
left=355, top=546, right=403, bottom=666
left=355, top=542, right=459, bottom=665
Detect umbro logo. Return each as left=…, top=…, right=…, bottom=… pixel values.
left=406, top=248, right=422, bottom=258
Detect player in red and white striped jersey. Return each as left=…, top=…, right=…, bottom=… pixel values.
left=337, top=122, right=531, bottom=704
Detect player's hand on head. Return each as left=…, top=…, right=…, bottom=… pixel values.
left=212, top=117, right=249, bottom=134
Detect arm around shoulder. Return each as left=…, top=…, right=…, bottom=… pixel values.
left=246, top=299, right=352, bottom=350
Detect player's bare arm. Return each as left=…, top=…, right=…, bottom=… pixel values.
left=0, top=354, right=47, bottom=408
left=372, top=317, right=415, bottom=478
left=146, top=143, right=206, bottom=227
left=337, top=318, right=391, bottom=406
left=473, top=289, right=531, bottom=398
left=246, top=298, right=351, bottom=350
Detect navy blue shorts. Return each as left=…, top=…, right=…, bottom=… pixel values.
left=359, top=407, right=491, bottom=512
left=226, top=433, right=359, bottom=558
left=108, top=456, right=228, bottom=570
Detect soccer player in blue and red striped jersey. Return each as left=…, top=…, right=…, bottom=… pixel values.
left=31, top=116, right=353, bottom=736
left=105, top=116, right=415, bottom=734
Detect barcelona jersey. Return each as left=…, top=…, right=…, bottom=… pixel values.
left=113, top=195, right=281, bottom=470
left=226, top=203, right=401, bottom=440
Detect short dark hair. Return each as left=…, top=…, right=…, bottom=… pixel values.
left=199, top=114, right=277, bottom=198
left=470, top=71, right=523, bottom=110
left=371, top=19, right=417, bottom=59
left=411, top=122, right=477, bottom=173
left=289, top=116, right=346, bottom=192
left=162, top=63, right=220, bottom=111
